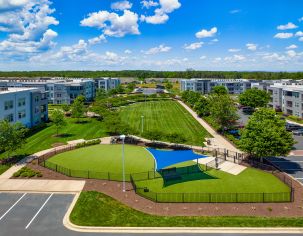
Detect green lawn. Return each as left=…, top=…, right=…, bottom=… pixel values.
left=45, top=144, right=154, bottom=174
left=119, top=100, right=210, bottom=145
left=0, top=117, right=108, bottom=159
left=0, top=165, right=10, bottom=175
left=135, top=161, right=290, bottom=194
left=70, top=191, right=303, bottom=227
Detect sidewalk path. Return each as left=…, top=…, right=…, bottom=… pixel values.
left=177, top=100, right=241, bottom=153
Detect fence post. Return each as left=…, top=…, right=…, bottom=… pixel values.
left=88, top=171, right=89, bottom=179
left=182, top=193, right=185, bottom=203
left=108, top=172, right=110, bottom=180
left=236, top=193, right=238, bottom=203
left=263, top=192, right=265, bottom=203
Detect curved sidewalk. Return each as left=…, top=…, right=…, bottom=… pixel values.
left=177, top=100, right=241, bottom=153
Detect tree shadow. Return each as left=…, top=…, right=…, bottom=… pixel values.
left=53, top=133, right=74, bottom=138
left=266, top=157, right=302, bottom=175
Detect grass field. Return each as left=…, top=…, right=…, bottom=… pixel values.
left=45, top=144, right=154, bottom=174
left=119, top=100, right=210, bottom=145
left=70, top=191, right=303, bottom=227
left=135, top=161, right=290, bottom=194
left=0, top=117, right=108, bottom=159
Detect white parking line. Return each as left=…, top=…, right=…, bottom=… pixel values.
left=0, top=193, right=26, bottom=221
left=25, top=193, right=53, bottom=230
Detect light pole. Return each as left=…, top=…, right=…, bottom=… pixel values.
left=141, top=115, right=144, bottom=134
left=120, top=134, right=126, bottom=192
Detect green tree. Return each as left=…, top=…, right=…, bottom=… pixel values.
left=95, top=89, right=108, bottom=101
left=71, top=95, right=86, bottom=122
left=62, top=103, right=70, bottom=113
left=165, top=82, right=173, bottom=90
left=209, top=94, right=239, bottom=131
left=52, top=109, right=66, bottom=136
left=239, top=88, right=271, bottom=109
left=211, top=85, right=228, bottom=95
left=239, top=108, right=294, bottom=161
left=0, top=120, right=28, bottom=158
left=181, top=91, right=201, bottom=106
left=194, top=96, right=210, bottom=117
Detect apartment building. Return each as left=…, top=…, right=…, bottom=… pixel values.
left=95, top=78, right=121, bottom=91
left=5, top=78, right=95, bottom=104
left=0, top=87, right=48, bottom=128
left=268, top=83, right=303, bottom=118
left=180, top=78, right=251, bottom=94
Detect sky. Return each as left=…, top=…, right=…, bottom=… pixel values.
left=0, top=0, right=303, bottom=71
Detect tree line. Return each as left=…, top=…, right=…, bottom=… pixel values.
left=1, top=70, right=303, bottom=80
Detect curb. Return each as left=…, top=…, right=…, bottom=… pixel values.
left=63, top=195, right=303, bottom=234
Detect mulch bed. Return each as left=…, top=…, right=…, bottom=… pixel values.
left=26, top=162, right=303, bottom=217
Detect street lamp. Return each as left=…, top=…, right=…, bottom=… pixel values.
left=120, top=134, right=126, bottom=192
left=141, top=115, right=144, bottom=133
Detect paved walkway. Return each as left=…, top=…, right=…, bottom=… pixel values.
left=177, top=100, right=241, bottom=153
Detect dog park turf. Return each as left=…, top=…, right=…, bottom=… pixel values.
left=119, top=100, right=210, bottom=145
left=70, top=191, right=303, bottom=227
left=45, top=144, right=154, bottom=174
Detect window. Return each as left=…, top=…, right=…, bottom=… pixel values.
left=34, top=96, right=39, bottom=102
left=35, top=106, right=40, bottom=114
left=57, top=93, right=62, bottom=98
left=18, top=98, right=26, bottom=107
left=5, top=114, right=14, bottom=122
left=4, top=100, right=13, bottom=110
left=18, top=110, right=26, bottom=119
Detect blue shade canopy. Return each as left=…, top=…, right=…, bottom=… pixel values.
left=146, top=148, right=208, bottom=171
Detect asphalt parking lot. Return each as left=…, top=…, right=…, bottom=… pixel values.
left=267, top=156, right=303, bottom=184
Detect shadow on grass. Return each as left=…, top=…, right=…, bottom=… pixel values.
left=161, top=165, right=218, bottom=187
left=53, top=133, right=74, bottom=138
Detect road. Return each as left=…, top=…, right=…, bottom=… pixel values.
left=0, top=192, right=301, bottom=236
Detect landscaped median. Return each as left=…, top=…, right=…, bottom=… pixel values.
left=67, top=191, right=303, bottom=228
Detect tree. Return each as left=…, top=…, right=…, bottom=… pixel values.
left=52, top=109, right=66, bottom=136
left=212, top=85, right=228, bottom=95
left=95, top=89, right=108, bottom=101
left=181, top=91, right=201, bottom=106
left=239, top=88, right=271, bottom=109
left=194, top=96, right=210, bottom=117
left=208, top=94, right=239, bottom=131
left=165, top=81, right=173, bottom=90
left=239, top=108, right=294, bottom=162
left=0, top=120, right=28, bottom=158
left=71, top=95, right=86, bottom=122
left=62, top=103, right=70, bottom=113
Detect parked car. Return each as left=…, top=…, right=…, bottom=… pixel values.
left=286, top=123, right=302, bottom=131
left=293, top=129, right=303, bottom=136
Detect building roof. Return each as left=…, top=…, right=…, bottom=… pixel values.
left=0, top=87, right=39, bottom=95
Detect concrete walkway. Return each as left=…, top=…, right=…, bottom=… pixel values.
left=177, top=100, right=241, bottom=153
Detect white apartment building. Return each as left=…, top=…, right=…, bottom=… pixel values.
left=268, top=83, right=303, bottom=118
left=0, top=87, right=48, bottom=128
left=95, top=78, right=121, bottom=91
left=180, top=78, right=251, bottom=94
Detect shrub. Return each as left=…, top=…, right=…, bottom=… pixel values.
left=13, top=167, right=42, bottom=178
left=76, top=139, right=101, bottom=149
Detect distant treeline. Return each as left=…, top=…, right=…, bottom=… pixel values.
left=1, top=70, right=303, bottom=80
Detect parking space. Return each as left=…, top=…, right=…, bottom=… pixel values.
left=267, top=156, right=303, bottom=184
left=0, top=192, right=84, bottom=236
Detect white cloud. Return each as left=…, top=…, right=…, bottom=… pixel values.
left=274, top=33, right=293, bottom=39
left=299, top=17, right=303, bottom=22
left=286, top=44, right=297, bottom=50
left=262, top=53, right=287, bottom=62
left=88, top=34, right=106, bottom=45
left=228, top=48, right=241, bottom=52
left=196, top=27, right=217, bottom=39
left=184, top=42, right=203, bottom=50
left=200, top=55, right=207, bottom=60
left=295, top=31, right=303, bottom=37
left=141, top=0, right=159, bottom=8
left=286, top=50, right=297, bottom=58
left=143, top=44, right=171, bottom=55
left=124, top=49, right=132, bottom=54
left=229, top=9, right=241, bottom=14
left=81, top=10, right=139, bottom=37
left=0, top=0, right=59, bottom=58
left=299, top=37, right=303, bottom=42
left=224, top=54, right=246, bottom=62
left=277, top=22, right=298, bottom=30
left=111, top=0, right=132, bottom=11
left=141, top=0, right=181, bottom=24
left=0, top=0, right=29, bottom=11
left=246, top=43, right=257, bottom=51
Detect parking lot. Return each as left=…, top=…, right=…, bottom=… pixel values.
left=267, top=156, right=303, bottom=184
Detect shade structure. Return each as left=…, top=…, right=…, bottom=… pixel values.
left=146, top=148, right=208, bottom=171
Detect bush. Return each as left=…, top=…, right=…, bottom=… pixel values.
left=13, top=167, right=42, bottom=178
left=76, top=139, right=101, bottom=149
